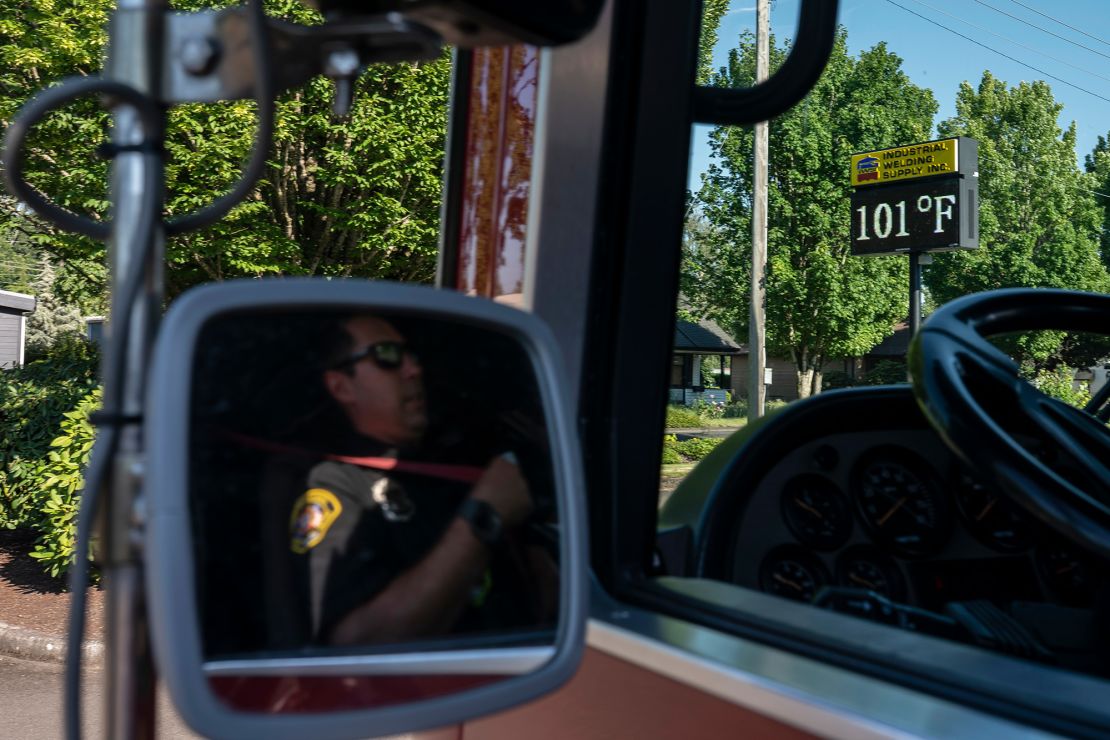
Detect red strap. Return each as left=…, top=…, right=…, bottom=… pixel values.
left=221, top=431, right=485, bottom=484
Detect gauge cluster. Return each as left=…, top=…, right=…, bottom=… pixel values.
left=727, top=430, right=1108, bottom=611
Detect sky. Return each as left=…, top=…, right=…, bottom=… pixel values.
left=688, top=0, right=1110, bottom=190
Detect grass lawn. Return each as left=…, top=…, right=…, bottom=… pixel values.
left=660, top=462, right=698, bottom=479
left=701, top=416, right=748, bottom=428
left=659, top=462, right=698, bottom=508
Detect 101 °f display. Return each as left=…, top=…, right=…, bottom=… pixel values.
left=850, top=177, right=978, bottom=255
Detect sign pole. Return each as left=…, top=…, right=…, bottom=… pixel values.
left=909, top=250, right=922, bottom=337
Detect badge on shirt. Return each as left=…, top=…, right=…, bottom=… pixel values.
left=290, top=488, right=343, bottom=553
left=370, top=477, right=415, bottom=523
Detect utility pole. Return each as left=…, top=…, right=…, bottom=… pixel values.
left=748, top=0, right=769, bottom=421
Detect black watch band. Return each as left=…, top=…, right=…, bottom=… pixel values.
left=457, top=499, right=504, bottom=547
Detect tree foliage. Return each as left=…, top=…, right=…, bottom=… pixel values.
left=1085, top=132, right=1110, bottom=273
left=0, top=0, right=451, bottom=303
left=24, top=256, right=87, bottom=360
left=686, top=29, right=936, bottom=397
left=928, top=74, right=1110, bottom=367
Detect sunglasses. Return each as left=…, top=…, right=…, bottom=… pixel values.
left=333, top=341, right=416, bottom=371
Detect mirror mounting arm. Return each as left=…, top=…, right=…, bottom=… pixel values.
left=159, top=9, right=443, bottom=107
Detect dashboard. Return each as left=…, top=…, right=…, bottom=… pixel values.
left=677, top=386, right=1110, bottom=675
left=727, top=429, right=1102, bottom=612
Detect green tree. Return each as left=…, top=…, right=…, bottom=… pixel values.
left=686, top=30, right=936, bottom=397
left=24, top=256, right=86, bottom=360
left=927, top=74, right=1110, bottom=367
left=696, top=0, right=731, bottom=86
left=0, top=0, right=451, bottom=300
left=1085, top=132, right=1110, bottom=273
left=0, top=209, right=40, bottom=295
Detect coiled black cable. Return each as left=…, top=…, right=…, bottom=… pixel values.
left=1, top=78, right=164, bottom=240
left=3, top=0, right=274, bottom=238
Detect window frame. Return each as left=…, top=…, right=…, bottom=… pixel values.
left=577, top=1, right=1110, bottom=737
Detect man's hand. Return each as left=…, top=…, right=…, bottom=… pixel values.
left=469, top=454, right=533, bottom=527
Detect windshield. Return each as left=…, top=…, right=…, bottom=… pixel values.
left=664, top=0, right=1109, bottom=496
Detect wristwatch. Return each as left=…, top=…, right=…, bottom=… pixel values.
left=457, top=499, right=504, bottom=547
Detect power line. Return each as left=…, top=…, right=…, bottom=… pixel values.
left=882, top=0, right=1110, bottom=104
left=1003, top=0, right=1110, bottom=49
left=972, top=0, right=1110, bottom=62
left=1076, top=186, right=1110, bottom=201
left=902, top=0, right=1110, bottom=85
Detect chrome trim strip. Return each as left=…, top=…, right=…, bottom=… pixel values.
left=586, top=619, right=1057, bottom=739
left=202, top=646, right=555, bottom=677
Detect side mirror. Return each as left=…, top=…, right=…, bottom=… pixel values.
left=145, top=279, right=587, bottom=739
left=300, top=0, right=606, bottom=47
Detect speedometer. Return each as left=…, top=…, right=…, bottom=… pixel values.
left=853, top=448, right=950, bottom=557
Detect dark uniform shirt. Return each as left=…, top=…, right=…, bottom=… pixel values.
left=287, top=439, right=537, bottom=645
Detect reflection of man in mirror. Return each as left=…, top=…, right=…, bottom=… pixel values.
left=289, top=315, right=539, bottom=646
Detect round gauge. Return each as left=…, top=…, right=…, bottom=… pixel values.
left=780, top=474, right=852, bottom=550
left=954, top=473, right=1035, bottom=552
left=1036, top=543, right=1102, bottom=607
left=853, top=448, right=950, bottom=557
left=836, top=546, right=906, bottom=602
left=758, top=545, right=831, bottom=603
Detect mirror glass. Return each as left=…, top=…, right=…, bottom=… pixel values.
left=187, top=309, right=560, bottom=669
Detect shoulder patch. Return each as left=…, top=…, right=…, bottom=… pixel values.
left=290, top=488, right=343, bottom=554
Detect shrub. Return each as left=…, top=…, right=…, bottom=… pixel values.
left=1029, top=365, right=1091, bottom=409
left=665, top=405, right=703, bottom=428
left=660, top=434, right=683, bottom=464
left=860, top=360, right=907, bottom=386
left=661, top=434, right=724, bottom=464
left=0, top=338, right=99, bottom=579
left=722, top=399, right=748, bottom=418
left=766, top=398, right=789, bottom=413
left=0, top=337, right=99, bottom=530
left=693, top=398, right=725, bottom=419
left=822, top=370, right=855, bottom=390
left=29, top=388, right=100, bottom=578
left=676, top=436, right=722, bottom=460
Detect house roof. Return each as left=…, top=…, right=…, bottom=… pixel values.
left=868, top=322, right=910, bottom=357
left=0, top=289, right=35, bottom=313
left=674, top=318, right=741, bottom=354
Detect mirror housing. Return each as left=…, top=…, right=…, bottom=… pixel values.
left=145, top=279, right=587, bottom=739
left=300, top=0, right=605, bottom=47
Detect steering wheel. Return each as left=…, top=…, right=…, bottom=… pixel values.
left=909, top=288, right=1110, bottom=559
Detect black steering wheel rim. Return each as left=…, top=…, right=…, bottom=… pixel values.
left=909, top=288, right=1110, bottom=559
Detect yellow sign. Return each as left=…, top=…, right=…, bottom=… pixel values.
left=850, top=138, right=959, bottom=187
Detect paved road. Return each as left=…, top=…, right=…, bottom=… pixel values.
left=666, top=427, right=739, bottom=439
left=0, top=654, right=424, bottom=738
left=0, top=654, right=199, bottom=739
